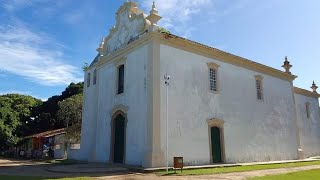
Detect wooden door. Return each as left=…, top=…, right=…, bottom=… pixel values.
left=211, top=127, right=222, bottom=163
left=113, top=115, right=125, bottom=163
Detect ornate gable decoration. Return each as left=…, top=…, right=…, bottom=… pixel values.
left=98, top=2, right=151, bottom=56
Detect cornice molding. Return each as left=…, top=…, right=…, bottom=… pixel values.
left=294, top=87, right=320, bottom=98
left=88, top=31, right=299, bottom=83
left=255, top=75, right=264, bottom=81
left=151, top=32, right=297, bottom=82
left=112, top=56, right=127, bottom=67
left=110, top=104, right=129, bottom=117
left=207, top=62, right=220, bottom=69
left=207, top=118, right=224, bottom=127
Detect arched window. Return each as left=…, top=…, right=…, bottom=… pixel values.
left=117, top=65, right=124, bottom=94
left=93, top=69, right=97, bottom=85
left=87, top=73, right=91, bottom=87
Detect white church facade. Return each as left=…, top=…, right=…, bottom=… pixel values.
left=78, top=1, right=320, bottom=168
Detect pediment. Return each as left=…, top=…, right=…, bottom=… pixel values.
left=100, top=2, right=150, bottom=56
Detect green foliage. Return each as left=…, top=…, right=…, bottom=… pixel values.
left=0, top=82, right=84, bottom=150
left=57, top=94, right=83, bottom=142
left=158, top=27, right=171, bottom=34
left=82, top=63, right=89, bottom=71
left=28, top=82, right=84, bottom=134
left=61, top=82, right=84, bottom=98
left=0, top=94, right=41, bottom=149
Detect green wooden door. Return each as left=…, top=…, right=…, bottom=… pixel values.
left=211, top=127, right=222, bottom=163
left=113, top=115, right=125, bottom=163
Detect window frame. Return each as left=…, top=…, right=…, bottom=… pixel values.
left=87, top=72, right=91, bottom=87
left=207, top=62, right=220, bottom=93
left=117, top=64, right=125, bottom=95
left=255, top=75, right=264, bottom=101
left=93, top=69, right=97, bottom=85
left=306, top=102, right=311, bottom=119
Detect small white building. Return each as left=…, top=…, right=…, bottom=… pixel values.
left=78, top=1, right=320, bottom=168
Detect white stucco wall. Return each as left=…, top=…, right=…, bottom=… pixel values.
left=159, top=44, right=299, bottom=166
left=67, top=144, right=81, bottom=160
left=294, top=93, right=320, bottom=158
left=78, top=70, right=99, bottom=161
left=79, top=36, right=320, bottom=168
left=54, top=134, right=66, bottom=159
left=80, top=44, right=150, bottom=166
left=54, top=147, right=64, bottom=159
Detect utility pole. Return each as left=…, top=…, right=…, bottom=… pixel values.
left=164, top=74, right=170, bottom=172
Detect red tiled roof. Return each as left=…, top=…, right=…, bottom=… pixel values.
left=25, top=128, right=65, bottom=139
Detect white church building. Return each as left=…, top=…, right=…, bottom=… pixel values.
left=78, top=1, right=320, bottom=168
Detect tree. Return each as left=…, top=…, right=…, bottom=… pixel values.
left=57, top=93, right=83, bottom=142
left=0, top=82, right=84, bottom=150
left=0, top=94, right=41, bottom=149
left=61, top=82, right=84, bottom=99
left=29, top=82, right=84, bottom=133
left=82, top=62, right=89, bottom=71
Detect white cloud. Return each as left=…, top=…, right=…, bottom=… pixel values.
left=1, top=0, right=70, bottom=19
left=0, top=90, right=30, bottom=95
left=139, top=0, right=212, bottom=38
left=138, top=0, right=251, bottom=38
left=1, top=0, right=50, bottom=12
left=0, top=23, right=82, bottom=86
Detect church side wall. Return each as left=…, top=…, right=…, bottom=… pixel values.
left=78, top=71, right=98, bottom=161
left=89, top=44, right=149, bottom=166
left=294, top=93, right=320, bottom=158
left=159, top=44, right=299, bottom=166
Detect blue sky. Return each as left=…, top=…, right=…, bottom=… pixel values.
left=0, top=0, right=319, bottom=100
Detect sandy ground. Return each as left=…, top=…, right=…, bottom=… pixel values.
left=1, top=158, right=320, bottom=180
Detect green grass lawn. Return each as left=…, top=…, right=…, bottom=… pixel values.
left=1, top=160, right=320, bottom=179
left=157, top=160, right=320, bottom=176
left=248, top=169, right=320, bottom=180
left=0, top=176, right=91, bottom=180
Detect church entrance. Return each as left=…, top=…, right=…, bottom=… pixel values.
left=211, top=127, right=222, bottom=163
left=111, top=113, right=126, bottom=164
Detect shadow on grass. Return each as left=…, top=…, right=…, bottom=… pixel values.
left=0, top=176, right=90, bottom=180
left=159, top=172, right=178, bottom=176
left=2, top=158, right=320, bottom=179
left=0, top=158, right=139, bottom=180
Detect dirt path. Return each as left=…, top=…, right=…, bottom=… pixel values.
left=0, top=159, right=73, bottom=178
left=1, top=158, right=320, bottom=180
left=0, top=158, right=49, bottom=166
